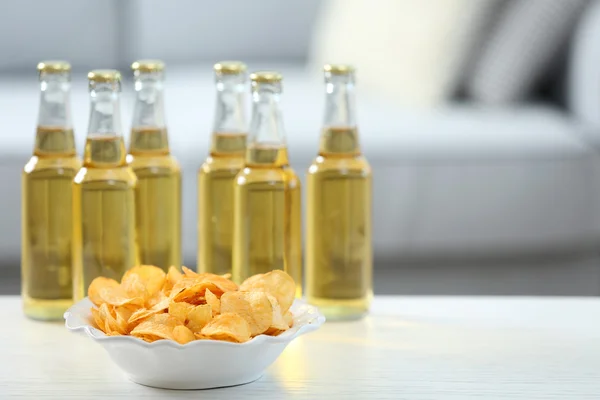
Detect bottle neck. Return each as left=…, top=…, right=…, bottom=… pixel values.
left=213, top=74, right=246, bottom=134
left=85, top=82, right=126, bottom=167
left=320, top=74, right=360, bottom=156
left=249, top=84, right=286, bottom=147
left=88, top=83, right=123, bottom=137
left=37, top=73, right=72, bottom=128
left=210, top=74, right=247, bottom=157
left=323, top=74, right=356, bottom=127
left=130, top=73, right=169, bottom=155
left=35, top=73, right=75, bottom=157
left=247, top=82, right=288, bottom=166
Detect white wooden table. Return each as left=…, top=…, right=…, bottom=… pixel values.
left=1, top=296, right=600, bottom=399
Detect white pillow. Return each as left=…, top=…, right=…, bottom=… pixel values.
left=309, top=0, right=503, bottom=107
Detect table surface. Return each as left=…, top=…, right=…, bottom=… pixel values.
left=2, top=295, right=600, bottom=400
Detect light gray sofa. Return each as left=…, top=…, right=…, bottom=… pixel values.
left=1, top=0, right=600, bottom=271
left=2, top=67, right=600, bottom=266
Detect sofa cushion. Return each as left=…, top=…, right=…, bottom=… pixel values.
left=465, top=0, right=589, bottom=103
left=308, top=0, right=506, bottom=107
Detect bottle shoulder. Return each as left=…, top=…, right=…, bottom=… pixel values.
left=127, top=153, right=180, bottom=172
left=235, top=166, right=287, bottom=186
left=74, top=165, right=137, bottom=187
left=23, top=155, right=82, bottom=176
left=282, top=165, right=301, bottom=187
left=199, top=155, right=245, bottom=175
left=308, top=155, right=371, bottom=176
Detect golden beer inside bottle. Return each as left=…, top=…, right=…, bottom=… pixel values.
left=198, top=132, right=247, bottom=275
left=33, top=126, right=76, bottom=157
left=211, top=132, right=247, bottom=156
left=307, top=126, right=372, bottom=320
left=72, top=134, right=137, bottom=301
left=22, top=125, right=80, bottom=320
left=246, top=144, right=290, bottom=166
left=319, top=126, right=361, bottom=156
left=233, top=144, right=302, bottom=296
left=128, top=127, right=181, bottom=272
left=84, top=135, right=128, bottom=166
left=200, top=60, right=248, bottom=276
left=129, top=126, right=170, bottom=156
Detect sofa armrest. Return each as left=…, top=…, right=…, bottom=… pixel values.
left=568, top=0, right=600, bottom=127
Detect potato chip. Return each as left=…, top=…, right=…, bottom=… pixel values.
left=168, top=301, right=195, bottom=324
left=114, top=315, right=129, bottom=334
left=284, top=310, right=293, bottom=328
left=171, top=280, right=220, bottom=304
left=193, top=333, right=209, bottom=340
left=146, top=291, right=169, bottom=309
left=169, top=276, right=197, bottom=293
left=163, top=266, right=183, bottom=295
left=90, top=307, right=104, bottom=331
left=200, top=313, right=251, bottom=343
left=186, top=304, right=212, bottom=333
left=88, top=276, right=121, bottom=305
left=130, top=314, right=182, bottom=341
left=88, top=277, right=142, bottom=307
left=205, top=288, right=220, bottom=316
left=181, top=266, right=197, bottom=277
left=127, top=295, right=170, bottom=326
left=199, top=274, right=238, bottom=293
left=220, top=291, right=273, bottom=336
left=98, top=303, right=120, bottom=334
left=266, top=293, right=289, bottom=334
left=121, top=265, right=166, bottom=299
left=239, top=270, right=295, bottom=312
left=136, top=334, right=162, bottom=343
left=120, top=274, right=148, bottom=302
left=173, top=325, right=196, bottom=344
left=128, top=308, right=155, bottom=326
left=238, top=273, right=263, bottom=289
left=114, top=305, right=136, bottom=334
left=180, top=266, right=238, bottom=292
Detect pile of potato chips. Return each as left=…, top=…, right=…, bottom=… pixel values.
left=88, top=266, right=296, bottom=344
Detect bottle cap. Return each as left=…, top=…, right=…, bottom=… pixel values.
left=214, top=61, right=247, bottom=75
left=37, top=60, right=71, bottom=74
left=87, top=69, right=122, bottom=83
left=131, top=59, right=165, bottom=73
left=250, top=71, right=283, bottom=83
left=324, top=64, right=355, bottom=75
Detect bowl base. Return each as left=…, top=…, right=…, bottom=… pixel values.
left=127, top=373, right=264, bottom=390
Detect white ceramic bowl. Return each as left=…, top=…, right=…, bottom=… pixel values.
left=64, top=298, right=325, bottom=389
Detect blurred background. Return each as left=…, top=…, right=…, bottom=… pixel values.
left=2, top=0, right=600, bottom=296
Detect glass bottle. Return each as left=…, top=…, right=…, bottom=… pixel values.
left=306, top=65, right=372, bottom=320
left=128, top=60, right=181, bottom=272
left=72, top=70, right=138, bottom=301
left=232, top=71, right=302, bottom=297
left=198, top=61, right=247, bottom=275
left=22, top=61, right=81, bottom=320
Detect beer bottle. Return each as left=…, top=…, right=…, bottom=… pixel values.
left=128, top=60, right=181, bottom=272
left=22, top=61, right=81, bottom=319
left=306, top=65, right=372, bottom=320
left=72, top=70, right=138, bottom=301
left=232, top=71, right=302, bottom=297
left=198, top=61, right=247, bottom=275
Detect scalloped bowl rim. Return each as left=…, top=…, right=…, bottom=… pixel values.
left=64, top=297, right=326, bottom=349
